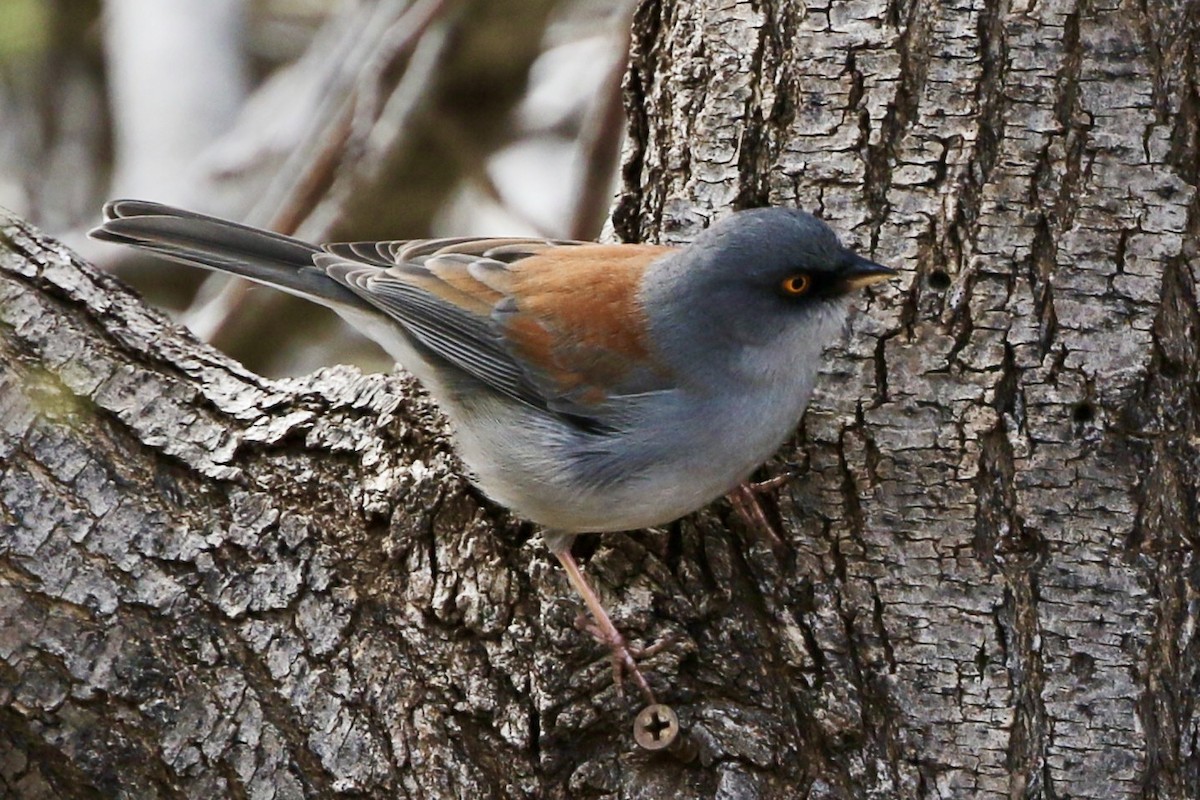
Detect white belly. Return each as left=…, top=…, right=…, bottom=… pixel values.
left=450, top=377, right=815, bottom=534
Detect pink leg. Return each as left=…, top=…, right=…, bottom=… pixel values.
left=727, top=473, right=794, bottom=551
left=552, top=547, right=657, bottom=706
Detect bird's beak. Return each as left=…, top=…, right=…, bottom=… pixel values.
left=840, top=251, right=897, bottom=291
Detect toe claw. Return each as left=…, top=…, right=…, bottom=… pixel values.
left=728, top=481, right=788, bottom=552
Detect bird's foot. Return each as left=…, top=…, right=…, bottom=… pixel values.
left=727, top=471, right=796, bottom=552
left=574, top=614, right=665, bottom=706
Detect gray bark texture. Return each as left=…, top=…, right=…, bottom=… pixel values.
left=2, top=1, right=1200, bottom=799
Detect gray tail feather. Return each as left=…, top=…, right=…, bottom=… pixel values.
left=90, top=199, right=365, bottom=309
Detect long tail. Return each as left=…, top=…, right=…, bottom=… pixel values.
left=91, top=200, right=364, bottom=308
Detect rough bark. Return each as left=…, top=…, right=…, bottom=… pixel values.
left=3, top=1, right=1200, bottom=799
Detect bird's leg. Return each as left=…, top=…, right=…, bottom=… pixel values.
left=745, top=472, right=794, bottom=494
left=727, top=471, right=796, bottom=551
left=551, top=546, right=657, bottom=706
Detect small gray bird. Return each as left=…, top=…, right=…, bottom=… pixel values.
left=92, top=201, right=894, bottom=704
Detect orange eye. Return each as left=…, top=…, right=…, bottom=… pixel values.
left=780, top=274, right=812, bottom=296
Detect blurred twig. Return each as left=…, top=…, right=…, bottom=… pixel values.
left=256, top=0, right=456, bottom=238
left=566, top=9, right=634, bottom=241
left=192, top=0, right=560, bottom=373
left=190, top=0, right=456, bottom=349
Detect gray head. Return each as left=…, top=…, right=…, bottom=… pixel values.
left=641, top=207, right=894, bottom=371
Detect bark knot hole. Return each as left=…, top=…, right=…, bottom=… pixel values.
left=927, top=269, right=952, bottom=290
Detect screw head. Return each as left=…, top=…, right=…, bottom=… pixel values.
left=633, top=703, right=679, bottom=751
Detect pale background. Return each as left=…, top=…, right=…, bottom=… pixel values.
left=0, top=0, right=631, bottom=375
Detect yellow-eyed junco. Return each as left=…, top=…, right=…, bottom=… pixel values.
left=92, top=200, right=895, bottom=705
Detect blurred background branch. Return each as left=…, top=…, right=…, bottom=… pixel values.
left=0, top=0, right=633, bottom=375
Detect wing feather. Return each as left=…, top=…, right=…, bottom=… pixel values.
left=318, top=238, right=681, bottom=431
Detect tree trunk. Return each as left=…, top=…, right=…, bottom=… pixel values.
left=618, top=0, right=1200, bottom=796
left=3, top=1, right=1199, bottom=799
